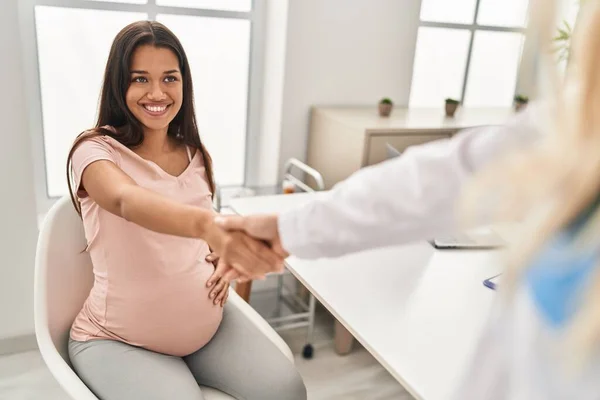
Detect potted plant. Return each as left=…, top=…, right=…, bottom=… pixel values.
left=445, top=98, right=460, bottom=118
left=553, top=20, right=573, bottom=63
left=514, top=94, right=529, bottom=112
left=378, top=98, right=393, bottom=117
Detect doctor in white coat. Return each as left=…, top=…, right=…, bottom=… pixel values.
left=214, top=2, right=600, bottom=397
left=216, top=98, right=600, bottom=399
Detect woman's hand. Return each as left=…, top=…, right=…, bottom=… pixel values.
left=206, top=252, right=240, bottom=307
left=205, top=252, right=219, bottom=268
left=207, top=259, right=231, bottom=307
left=205, top=224, right=284, bottom=279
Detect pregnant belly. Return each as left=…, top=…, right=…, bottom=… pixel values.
left=109, top=270, right=224, bottom=356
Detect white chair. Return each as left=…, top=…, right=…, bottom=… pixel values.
left=34, top=196, right=294, bottom=400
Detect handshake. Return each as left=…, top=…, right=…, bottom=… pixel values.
left=205, top=214, right=288, bottom=287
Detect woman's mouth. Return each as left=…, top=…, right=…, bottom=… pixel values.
left=141, top=104, right=171, bottom=117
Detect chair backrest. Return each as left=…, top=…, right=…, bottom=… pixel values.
left=34, top=196, right=98, bottom=399
left=35, top=196, right=93, bottom=362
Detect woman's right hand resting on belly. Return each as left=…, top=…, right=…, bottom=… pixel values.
left=78, top=159, right=285, bottom=276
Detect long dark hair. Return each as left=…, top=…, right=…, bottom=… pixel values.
left=66, top=21, right=215, bottom=215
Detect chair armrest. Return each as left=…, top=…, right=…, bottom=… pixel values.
left=227, top=289, right=294, bottom=363
left=36, top=335, right=99, bottom=400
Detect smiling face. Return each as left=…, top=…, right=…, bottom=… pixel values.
left=125, top=45, right=183, bottom=134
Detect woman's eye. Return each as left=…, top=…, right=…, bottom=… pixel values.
left=164, top=75, right=178, bottom=83
left=132, top=76, right=147, bottom=83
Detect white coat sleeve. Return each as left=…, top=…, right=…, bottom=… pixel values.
left=278, top=108, right=542, bottom=259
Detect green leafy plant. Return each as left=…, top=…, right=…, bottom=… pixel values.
left=379, top=98, right=393, bottom=105
left=553, top=20, right=573, bottom=62
left=514, top=94, right=529, bottom=103
left=445, top=98, right=460, bottom=105
left=553, top=0, right=587, bottom=63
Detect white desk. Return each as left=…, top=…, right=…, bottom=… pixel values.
left=230, top=193, right=504, bottom=400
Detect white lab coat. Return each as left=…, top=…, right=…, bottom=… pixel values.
left=277, top=106, right=600, bottom=399
left=451, top=288, right=600, bottom=400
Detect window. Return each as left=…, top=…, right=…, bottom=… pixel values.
left=35, top=6, right=147, bottom=197
left=22, top=0, right=262, bottom=209
left=409, top=0, right=529, bottom=108
left=156, top=0, right=251, bottom=12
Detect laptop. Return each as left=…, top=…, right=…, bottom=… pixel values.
left=430, top=229, right=506, bottom=249
left=386, top=143, right=401, bottom=159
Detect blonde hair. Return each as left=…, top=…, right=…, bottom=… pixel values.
left=462, top=0, right=600, bottom=364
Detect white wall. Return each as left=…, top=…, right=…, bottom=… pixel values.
left=277, top=0, right=422, bottom=177
left=252, top=0, right=290, bottom=187
left=0, top=0, right=38, bottom=339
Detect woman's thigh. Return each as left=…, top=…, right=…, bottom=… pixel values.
left=69, top=338, right=204, bottom=400
left=184, top=302, right=307, bottom=400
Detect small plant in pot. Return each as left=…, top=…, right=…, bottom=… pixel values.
left=445, top=98, right=460, bottom=118
left=514, top=94, right=529, bottom=112
left=378, top=98, right=393, bottom=117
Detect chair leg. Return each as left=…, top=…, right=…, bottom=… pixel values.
left=302, top=293, right=317, bottom=359
left=235, top=280, right=253, bottom=303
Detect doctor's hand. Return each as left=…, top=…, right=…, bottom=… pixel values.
left=214, top=215, right=289, bottom=260
left=205, top=225, right=284, bottom=280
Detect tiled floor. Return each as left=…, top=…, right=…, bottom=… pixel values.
left=0, top=284, right=411, bottom=400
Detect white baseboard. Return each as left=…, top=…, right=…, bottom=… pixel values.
left=0, top=334, right=37, bottom=356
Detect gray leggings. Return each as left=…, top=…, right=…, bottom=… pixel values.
left=68, top=302, right=306, bottom=400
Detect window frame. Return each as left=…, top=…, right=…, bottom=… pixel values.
left=411, top=0, right=529, bottom=106
left=18, top=0, right=265, bottom=215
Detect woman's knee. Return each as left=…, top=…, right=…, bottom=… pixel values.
left=267, top=363, right=307, bottom=400
left=235, top=357, right=306, bottom=400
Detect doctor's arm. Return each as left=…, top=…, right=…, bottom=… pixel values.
left=217, top=108, right=541, bottom=263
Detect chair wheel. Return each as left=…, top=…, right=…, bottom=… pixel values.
left=302, top=344, right=314, bottom=359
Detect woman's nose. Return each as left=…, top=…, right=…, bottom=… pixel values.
left=147, top=83, right=166, bottom=101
